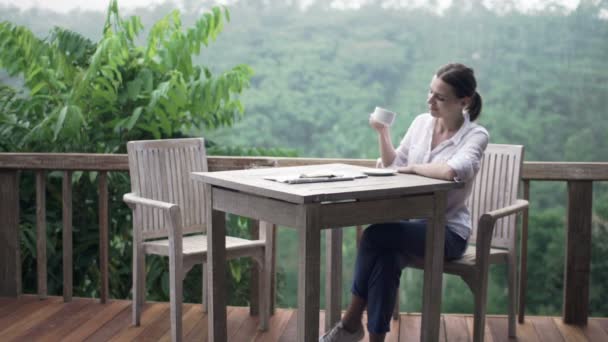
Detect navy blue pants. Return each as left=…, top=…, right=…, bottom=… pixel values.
left=351, top=220, right=468, bottom=334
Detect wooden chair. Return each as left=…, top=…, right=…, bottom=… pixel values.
left=391, top=143, right=528, bottom=341
left=123, top=138, right=272, bottom=342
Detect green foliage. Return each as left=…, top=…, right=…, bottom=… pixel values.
left=0, top=0, right=252, bottom=153
left=0, top=0, right=263, bottom=305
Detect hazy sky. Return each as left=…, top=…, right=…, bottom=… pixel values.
left=0, top=0, right=584, bottom=14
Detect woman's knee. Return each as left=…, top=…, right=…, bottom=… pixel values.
left=360, top=223, right=386, bottom=249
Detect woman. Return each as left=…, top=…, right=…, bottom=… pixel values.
left=320, top=63, right=489, bottom=342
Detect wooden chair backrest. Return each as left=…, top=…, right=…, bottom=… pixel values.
left=127, top=138, right=208, bottom=240
left=466, top=144, right=524, bottom=250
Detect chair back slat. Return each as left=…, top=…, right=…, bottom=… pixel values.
left=127, top=138, right=208, bottom=240
left=466, top=144, right=524, bottom=250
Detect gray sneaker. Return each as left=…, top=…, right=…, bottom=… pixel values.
left=319, top=322, right=364, bottom=342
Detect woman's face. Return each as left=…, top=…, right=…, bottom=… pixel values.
left=426, top=75, right=467, bottom=120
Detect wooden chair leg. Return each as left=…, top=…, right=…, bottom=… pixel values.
left=169, top=252, right=183, bottom=342
left=507, top=258, right=518, bottom=338
left=472, top=269, right=490, bottom=342
left=202, top=262, right=208, bottom=313
left=132, top=250, right=145, bottom=326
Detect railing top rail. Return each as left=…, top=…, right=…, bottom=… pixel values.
left=1, top=153, right=607, bottom=180
left=0, top=153, right=128, bottom=171
left=0, top=153, right=378, bottom=172
left=522, top=162, right=608, bottom=181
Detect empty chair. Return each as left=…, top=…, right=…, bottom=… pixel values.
left=123, top=138, right=273, bottom=341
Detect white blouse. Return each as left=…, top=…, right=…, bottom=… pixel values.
left=386, top=113, right=489, bottom=240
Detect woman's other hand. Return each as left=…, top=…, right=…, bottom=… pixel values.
left=369, top=114, right=389, bottom=133
left=397, top=165, right=415, bottom=174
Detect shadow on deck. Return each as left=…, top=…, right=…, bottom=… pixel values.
left=1, top=295, right=608, bottom=341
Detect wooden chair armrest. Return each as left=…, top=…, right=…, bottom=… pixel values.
left=475, top=199, right=529, bottom=258
left=123, top=193, right=182, bottom=240
left=481, top=199, right=529, bottom=223
left=123, top=192, right=177, bottom=211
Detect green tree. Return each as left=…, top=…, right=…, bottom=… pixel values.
left=0, top=0, right=252, bottom=153
left=0, top=0, right=257, bottom=304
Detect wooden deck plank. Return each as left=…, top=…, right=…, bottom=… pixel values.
left=183, top=305, right=225, bottom=341
left=62, top=299, right=131, bottom=342
left=231, top=308, right=261, bottom=342
left=84, top=302, right=152, bottom=342
left=227, top=306, right=255, bottom=341
left=184, top=307, right=233, bottom=341
left=359, top=312, right=402, bottom=341
left=38, top=298, right=124, bottom=342
left=280, top=308, right=327, bottom=340
left=515, top=317, right=541, bottom=342
left=440, top=315, right=447, bottom=342
left=0, top=296, right=38, bottom=318
left=594, top=317, right=608, bottom=334
left=443, top=315, right=469, bottom=342
left=465, top=315, right=493, bottom=342
left=278, top=308, right=298, bottom=341
left=385, top=315, right=401, bottom=342
left=1, top=296, right=607, bottom=342
left=581, top=319, right=608, bottom=342
left=553, top=317, right=588, bottom=342
left=132, top=302, right=173, bottom=341
left=158, top=304, right=201, bottom=342
left=106, top=302, right=170, bottom=342
left=253, top=308, right=293, bottom=341
left=529, top=316, right=565, bottom=342
left=399, top=313, right=421, bottom=342
left=320, top=310, right=326, bottom=336
left=12, top=298, right=90, bottom=341
left=0, top=297, right=64, bottom=340
left=0, top=297, right=61, bottom=330
left=395, top=313, right=446, bottom=342
left=487, top=316, right=510, bottom=342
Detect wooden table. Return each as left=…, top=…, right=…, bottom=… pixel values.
left=192, top=163, right=460, bottom=341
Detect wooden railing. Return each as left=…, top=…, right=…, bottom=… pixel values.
left=0, top=153, right=374, bottom=307
left=1, top=153, right=607, bottom=326
left=519, top=162, right=608, bottom=325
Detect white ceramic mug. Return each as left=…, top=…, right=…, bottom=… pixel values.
left=371, top=107, right=396, bottom=126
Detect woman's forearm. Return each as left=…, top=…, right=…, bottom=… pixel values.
left=377, top=128, right=397, bottom=167
left=398, top=163, right=456, bottom=181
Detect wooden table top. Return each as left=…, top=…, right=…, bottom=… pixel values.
left=192, top=163, right=460, bottom=204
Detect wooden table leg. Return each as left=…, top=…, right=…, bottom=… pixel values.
left=206, top=185, right=227, bottom=341
left=325, top=228, right=343, bottom=331
left=298, top=204, right=321, bottom=342
left=421, top=191, right=446, bottom=342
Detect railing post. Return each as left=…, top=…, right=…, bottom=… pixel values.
left=36, top=171, right=47, bottom=299
left=270, top=223, right=277, bottom=314
left=249, top=218, right=260, bottom=315
left=563, top=180, right=592, bottom=324
left=0, top=170, right=21, bottom=297
left=63, top=171, right=73, bottom=302
left=518, top=180, right=530, bottom=323
left=99, top=171, right=109, bottom=303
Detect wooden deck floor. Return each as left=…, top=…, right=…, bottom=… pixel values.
left=1, top=296, right=608, bottom=341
